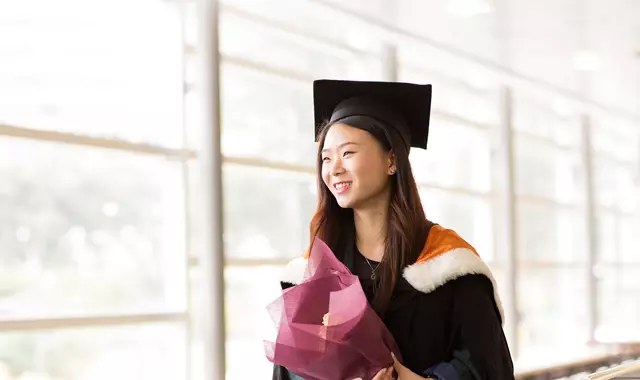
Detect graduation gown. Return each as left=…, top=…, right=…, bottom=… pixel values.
left=272, top=224, right=515, bottom=380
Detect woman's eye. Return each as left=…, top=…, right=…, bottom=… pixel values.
left=343, top=151, right=354, bottom=157
left=322, top=156, right=330, bottom=162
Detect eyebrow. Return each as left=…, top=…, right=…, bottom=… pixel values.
left=321, top=141, right=358, bottom=153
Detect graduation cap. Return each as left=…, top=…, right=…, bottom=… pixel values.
left=313, top=79, right=432, bottom=150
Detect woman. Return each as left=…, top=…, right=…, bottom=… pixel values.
left=273, top=79, right=514, bottom=380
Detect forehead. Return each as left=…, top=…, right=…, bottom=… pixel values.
left=322, top=123, right=372, bottom=148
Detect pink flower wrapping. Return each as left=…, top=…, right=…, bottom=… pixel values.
left=264, top=237, right=401, bottom=380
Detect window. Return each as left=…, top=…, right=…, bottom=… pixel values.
left=516, top=202, right=587, bottom=263
left=591, top=119, right=640, bottom=341
left=512, top=93, right=591, bottom=366
left=419, top=188, right=494, bottom=261
left=220, top=65, right=316, bottom=167
left=0, top=138, right=186, bottom=318
left=224, top=266, right=285, bottom=379
left=514, top=135, right=585, bottom=205
left=0, top=0, right=184, bottom=147
left=398, top=66, right=500, bottom=126
left=516, top=266, right=591, bottom=367
left=0, top=323, right=186, bottom=380
left=222, top=164, right=316, bottom=260
left=0, top=1, right=190, bottom=379
left=409, top=118, right=492, bottom=193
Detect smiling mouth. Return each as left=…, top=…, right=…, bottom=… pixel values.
left=333, top=181, right=352, bottom=194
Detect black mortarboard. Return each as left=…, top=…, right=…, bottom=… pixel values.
left=313, top=79, right=432, bottom=150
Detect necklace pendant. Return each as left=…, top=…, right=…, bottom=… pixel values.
left=370, top=272, right=376, bottom=280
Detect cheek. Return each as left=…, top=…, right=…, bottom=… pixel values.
left=352, top=159, right=387, bottom=186
left=321, top=166, right=331, bottom=187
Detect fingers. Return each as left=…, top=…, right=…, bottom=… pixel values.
left=390, top=352, right=406, bottom=379
left=371, top=366, right=394, bottom=380
left=391, top=352, right=401, bottom=370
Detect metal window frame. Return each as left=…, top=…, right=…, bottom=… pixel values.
left=497, top=86, right=519, bottom=355
left=582, top=115, right=599, bottom=342
left=0, top=123, right=196, bottom=160
left=0, top=312, right=187, bottom=333
left=198, top=0, right=226, bottom=379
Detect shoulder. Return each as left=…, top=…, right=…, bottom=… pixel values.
left=277, top=224, right=505, bottom=323
left=404, top=224, right=504, bottom=323
left=279, top=255, right=308, bottom=287
left=404, top=224, right=482, bottom=292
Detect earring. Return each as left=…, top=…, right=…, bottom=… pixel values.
left=389, top=168, right=396, bottom=175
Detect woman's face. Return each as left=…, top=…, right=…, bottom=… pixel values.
left=321, top=123, right=394, bottom=210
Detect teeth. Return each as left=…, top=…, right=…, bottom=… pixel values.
left=335, top=182, right=351, bottom=190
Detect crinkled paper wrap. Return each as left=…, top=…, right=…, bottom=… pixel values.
left=265, top=238, right=401, bottom=380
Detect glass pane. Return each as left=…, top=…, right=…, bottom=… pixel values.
left=517, top=202, right=587, bottom=263
left=220, top=64, right=317, bottom=166
left=0, top=137, right=186, bottom=318
left=312, top=0, right=387, bottom=22
left=223, top=164, right=316, bottom=260
left=595, top=264, right=640, bottom=341
left=592, top=120, right=639, bottom=163
left=488, top=265, right=507, bottom=302
left=220, top=10, right=383, bottom=80
left=619, top=216, right=640, bottom=263
left=219, top=0, right=385, bottom=53
left=399, top=66, right=500, bottom=126
left=515, top=134, right=585, bottom=204
left=596, top=211, right=618, bottom=263
left=394, top=5, right=501, bottom=69
left=512, top=96, right=582, bottom=147
left=593, top=157, right=639, bottom=213
left=517, top=267, right=590, bottom=366
left=224, top=265, right=284, bottom=380
left=419, top=188, right=494, bottom=261
left=410, top=119, right=492, bottom=193
left=0, top=0, right=184, bottom=147
left=0, top=323, right=186, bottom=380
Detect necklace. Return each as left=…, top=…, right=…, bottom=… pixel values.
left=363, top=256, right=381, bottom=280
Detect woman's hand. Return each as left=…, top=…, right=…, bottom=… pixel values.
left=391, top=353, right=432, bottom=380
left=352, top=352, right=434, bottom=380
left=372, top=367, right=394, bottom=380
left=351, top=366, right=394, bottom=380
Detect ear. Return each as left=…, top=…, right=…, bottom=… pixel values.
left=387, top=152, right=397, bottom=175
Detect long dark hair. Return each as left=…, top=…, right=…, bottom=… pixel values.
left=309, top=117, right=431, bottom=315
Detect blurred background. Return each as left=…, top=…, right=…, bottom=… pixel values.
left=0, top=0, right=639, bottom=379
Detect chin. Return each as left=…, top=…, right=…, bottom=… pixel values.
left=334, top=195, right=356, bottom=209
left=335, top=200, right=353, bottom=209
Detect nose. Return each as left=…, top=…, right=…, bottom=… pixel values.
left=329, top=157, right=345, bottom=177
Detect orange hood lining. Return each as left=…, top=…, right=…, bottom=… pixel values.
left=303, top=224, right=478, bottom=264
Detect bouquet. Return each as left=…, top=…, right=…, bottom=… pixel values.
left=264, top=238, right=401, bottom=380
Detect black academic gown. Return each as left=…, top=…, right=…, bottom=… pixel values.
left=272, top=225, right=515, bottom=380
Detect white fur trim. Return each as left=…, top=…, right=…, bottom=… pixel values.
left=278, top=249, right=506, bottom=324
left=279, top=257, right=308, bottom=285
left=403, top=248, right=506, bottom=324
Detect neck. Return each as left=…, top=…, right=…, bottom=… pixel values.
left=354, top=201, right=388, bottom=262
